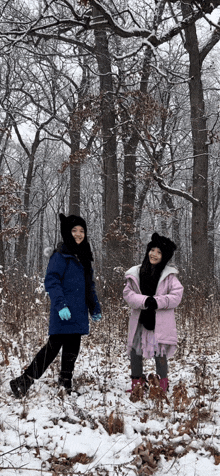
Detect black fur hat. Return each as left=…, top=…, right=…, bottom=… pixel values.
left=59, top=213, right=93, bottom=265
left=147, top=232, right=177, bottom=265
left=59, top=213, right=87, bottom=240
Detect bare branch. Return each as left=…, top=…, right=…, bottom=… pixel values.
left=89, top=0, right=203, bottom=46
left=0, top=0, right=209, bottom=50
left=153, top=170, right=200, bottom=205
left=199, top=16, right=220, bottom=63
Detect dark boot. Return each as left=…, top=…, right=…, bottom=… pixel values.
left=128, top=376, right=148, bottom=402
left=126, top=375, right=147, bottom=393
left=159, top=377, right=169, bottom=392
left=58, top=371, right=72, bottom=394
left=10, top=373, right=34, bottom=398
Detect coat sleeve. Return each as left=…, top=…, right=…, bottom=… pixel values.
left=44, top=253, right=68, bottom=312
left=154, top=274, right=183, bottom=310
left=123, top=277, right=147, bottom=310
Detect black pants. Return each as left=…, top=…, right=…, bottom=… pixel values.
left=130, top=348, right=168, bottom=379
left=25, top=334, right=81, bottom=380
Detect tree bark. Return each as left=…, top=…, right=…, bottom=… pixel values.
left=68, top=127, right=81, bottom=216
left=67, top=63, right=89, bottom=216
left=162, top=193, right=181, bottom=267
left=120, top=44, right=154, bottom=268
left=15, top=151, right=35, bottom=269
left=38, top=197, right=44, bottom=275
left=0, top=214, right=4, bottom=269
left=13, top=123, right=45, bottom=270
left=94, top=15, right=119, bottom=277
left=181, top=1, right=209, bottom=285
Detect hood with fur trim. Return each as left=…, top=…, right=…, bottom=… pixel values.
left=125, top=264, right=179, bottom=289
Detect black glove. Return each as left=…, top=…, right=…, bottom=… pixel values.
left=139, top=297, right=157, bottom=331
left=145, top=296, right=157, bottom=310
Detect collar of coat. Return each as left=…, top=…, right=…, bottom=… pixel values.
left=125, top=264, right=179, bottom=288
left=43, top=246, right=79, bottom=261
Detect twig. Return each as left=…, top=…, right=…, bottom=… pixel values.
left=0, top=445, right=24, bottom=457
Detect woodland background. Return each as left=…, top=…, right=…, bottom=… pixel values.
left=1, top=4, right=220, bottom=474
left=1, top=0, right=220, bottom=292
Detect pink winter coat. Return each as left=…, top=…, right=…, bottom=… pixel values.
left=123, top=264, right=184, bottom=358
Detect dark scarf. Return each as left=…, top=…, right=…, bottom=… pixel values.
left=60, top=235, right=93, bottom=272
left=58, top=213, right=96, bottom=315
left=139, top=255, right=164, bottom=331
left=139, top=254, right=163, bottom=297
left=138, top=232, right=177, bottom=331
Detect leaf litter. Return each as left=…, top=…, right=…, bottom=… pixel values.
left=1, top=315, right=220, bottom=476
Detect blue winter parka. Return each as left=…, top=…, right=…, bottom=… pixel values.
left=44, top=248, right=101, bottom=335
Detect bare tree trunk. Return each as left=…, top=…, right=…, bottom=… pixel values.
left=121, top=140, right=138, bottom=268
left=0, top=215, right=4, bottom=269
left=162, top=193, right=181, bottom=267
left=16, top=152, right=35, bottom=269
left=68, top=128, right=81, bottom=216
left=12, top=117, right=52, bottom=270
left=181, top=1, right=209, bottom=285
left=208, top=177, right=220, bottom=280
left=0, top=121, right=11, bottom=269
left=13, top=126, right=42, bottom=269
left=38, top=201, right=44, bottom=275
left=68, top=62, right=89, bottom=216
left=94, top=17, right=119, bottom=278
left=160, top=194, right=168, bottom=236
left=120, top=45, right=154, bottom=269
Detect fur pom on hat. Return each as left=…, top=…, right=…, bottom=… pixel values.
left=147, top=232, right=177, bottom=265
left=44, top=246, right=54, bottom=258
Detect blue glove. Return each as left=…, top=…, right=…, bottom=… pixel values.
left=92, top=313, right=102, bottom=322
left=59, top=307, right=71, bottom=320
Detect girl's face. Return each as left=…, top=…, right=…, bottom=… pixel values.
left=149, top=247, right=162, bottom=265
left=71, top=226, right=85, bottom=244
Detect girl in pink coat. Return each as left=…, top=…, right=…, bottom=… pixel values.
left=123, top=232, right=183, bottom=392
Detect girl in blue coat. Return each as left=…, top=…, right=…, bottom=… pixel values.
left=10, top=214, right=101, bottom=397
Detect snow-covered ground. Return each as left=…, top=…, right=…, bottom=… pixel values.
left=1, top=310, right=220, bottom=476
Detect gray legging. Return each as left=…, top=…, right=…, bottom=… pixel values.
left=130, top=348, right=168, bottom=379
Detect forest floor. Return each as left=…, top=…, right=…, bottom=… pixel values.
left=1, top=292, right=220, bottom=476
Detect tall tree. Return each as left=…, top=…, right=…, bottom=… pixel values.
left=93, top=8, right=120, bottom=275
left=12, top=117, right=53, bottom=268
left=2, top=0, right=220, bottom=281
left=181, top=0, right=220, bottom=283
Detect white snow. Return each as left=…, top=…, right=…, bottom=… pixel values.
left=1, top=320, right=220, bottom=476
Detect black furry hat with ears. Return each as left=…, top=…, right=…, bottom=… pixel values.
left=139, top=232, right=177, bottom=304
left=59, top=213, right=87, bottom=239
left=59, top=213, right=93, bottom=266
left=146, top=232, right=177, bottom=266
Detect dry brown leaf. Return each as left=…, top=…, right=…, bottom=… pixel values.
left=149, top=384, right=170, bottom=405
left=133, top=441, right=160, bottom=475
left=172, top=382, right=190, bottom=410
left=140, top=413, right=148, bottom=423
left=130, top=383, right=144, bottom=402
left=214, top=454, right=220, bottom=465
left=100, top=410, right=124, bottom=435
left=139, top=449, right=157, bottom=468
